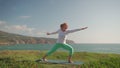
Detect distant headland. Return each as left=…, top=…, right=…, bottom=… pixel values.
left=0, top=31, right=74, bottom=45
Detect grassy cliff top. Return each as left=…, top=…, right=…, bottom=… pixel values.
left=0, top=50, right=120, bottom=68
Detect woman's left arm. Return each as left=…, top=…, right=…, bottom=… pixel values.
left=67, top=27, right=88, bottom=34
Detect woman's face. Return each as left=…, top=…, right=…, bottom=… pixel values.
left=61, top=25, right=68, bottom=31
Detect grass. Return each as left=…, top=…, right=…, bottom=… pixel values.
left=0, top=50, right=120, bottom=68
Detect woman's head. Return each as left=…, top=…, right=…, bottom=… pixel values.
left=60, top=23, right=68, bottom=31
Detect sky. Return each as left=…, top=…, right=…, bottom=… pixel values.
left=0, top=0, right=120, bottom=43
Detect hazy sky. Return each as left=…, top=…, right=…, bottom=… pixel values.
left=0, top=0, right=120, bottom=43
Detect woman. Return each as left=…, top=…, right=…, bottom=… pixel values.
left=36, top=23, right=88, bottom=63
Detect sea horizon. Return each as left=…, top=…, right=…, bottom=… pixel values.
left=0, top=44, right=120, bottom=54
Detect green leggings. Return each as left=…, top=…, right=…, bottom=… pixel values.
left=46, top=43, right=74, bottom=56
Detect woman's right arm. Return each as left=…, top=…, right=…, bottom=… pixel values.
left=47, top=30, right=59, bottom=35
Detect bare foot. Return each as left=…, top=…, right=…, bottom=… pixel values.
left=42, top=58, right=47, bottom=62
left=68, top=60, right=74, bottom=63
left=35, top=58, right=47, bottom=62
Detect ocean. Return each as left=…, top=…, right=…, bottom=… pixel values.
left=0, top=44, right=120, bottom=54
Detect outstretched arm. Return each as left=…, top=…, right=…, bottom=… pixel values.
left=46, top=30, right=59, bottom=35
left=67, top=27, right=88, bottom=34
left=80, top=27, right=88, bottom=30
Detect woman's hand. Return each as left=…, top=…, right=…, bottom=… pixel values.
left=81, top=27, right=88, bottom=30
left=46, top=32, right=50, bottom=35
left=84, top=27, right=88, bottom=29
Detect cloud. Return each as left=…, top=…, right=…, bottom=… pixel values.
left=0, top=20, right=46, bottom=37
left=0, top=21, right=6, bottom=27
left=19, top=16, right=31, bottom=19
left=0, top=20, right=35, bottom=35
left=5, top=25, right=35, bottom=34
left=0, top=21, right=7, bottom=30
left=36, top=31, right=46, bottom=35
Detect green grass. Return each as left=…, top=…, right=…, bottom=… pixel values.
left=0, top=50, right=120, bottom=68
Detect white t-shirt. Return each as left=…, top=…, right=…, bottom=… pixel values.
left=49, top=29, right=82, bottom=44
